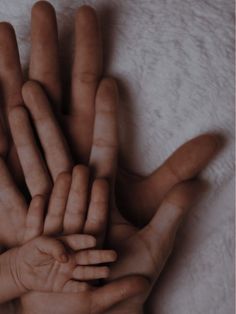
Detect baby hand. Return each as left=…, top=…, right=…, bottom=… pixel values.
left=10, top=235, right=117, bottom=293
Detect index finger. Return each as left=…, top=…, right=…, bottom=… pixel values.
left=22, top=81, right=73, bottom=181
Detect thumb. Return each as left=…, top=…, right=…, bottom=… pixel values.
left=91, top=275, right=149, bottom=313
left=117, top=134, right=220, bottom=225
left=36, top=237, right=68, bottom=263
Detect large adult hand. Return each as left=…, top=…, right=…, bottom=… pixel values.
left=87, top=93, right=217, bottom=313
left=0, top=0, right=219, bottom=238
left=27, top=0, right=220, bottom=224
left=0, top=2, right=111, bottom=249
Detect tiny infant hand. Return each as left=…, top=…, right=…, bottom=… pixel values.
left=11, top=235, right=117, bottom=293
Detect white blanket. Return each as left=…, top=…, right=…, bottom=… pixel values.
left=0, top=0, right=234, bottom=313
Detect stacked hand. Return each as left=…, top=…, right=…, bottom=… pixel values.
left=0, top=1, right=220, bottom=314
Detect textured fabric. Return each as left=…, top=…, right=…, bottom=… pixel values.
left=0, top=0, right=234, bottom=313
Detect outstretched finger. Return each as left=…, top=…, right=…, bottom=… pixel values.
left=44, top=172, right=72, bottom=235
left=9, top=105, right=52, bottom=196
left=0, top=23, right=24, bottom=180
left=89, top=78, right=119, bottom=181
left=117, top=134, right=221, bottom=225
left=73, top=265, right=110, bottom=281
left=60, top=234, right=96, bottom=251
left=71, top=5, right=102, bottom=115
left=0, top=22, right=23, bottom=116
left=69, top=6, right=102, bottom=160
left=84, top=179, right=109, bottom=246
left=24, top=195, right=46, bottom=242
left=22, top=81, right=73, bottom=181
left=63, top=165, right=89, bottom=234
left=30, top=1, right=61, bottom=109
left=75, top=249, right=117, bottom=265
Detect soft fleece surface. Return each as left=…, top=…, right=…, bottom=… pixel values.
left=0, top=0, right=234, bottom=313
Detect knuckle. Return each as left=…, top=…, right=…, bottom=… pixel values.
left=92, top=137, right=117, bottom=149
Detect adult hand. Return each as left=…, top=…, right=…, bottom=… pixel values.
left=27, top=0, right=220, bottom=223
left=0, top=2, right=115, bottom=249
left=0, top=0, right=219, bottom=244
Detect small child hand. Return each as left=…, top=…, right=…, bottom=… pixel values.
left=11, top=235, right=117, bottom=293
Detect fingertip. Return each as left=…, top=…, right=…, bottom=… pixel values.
left=22, top=80, right=41, bottom=101
left=75, top=234, right=97, bottom=249
left=72, top=164, right=90, bottom=179
left=55, top=171, right=72, bottom=187
left=31, top=194, right=46, bottom=208
left=92, top=178, right=109, bottom=196
left=0, top=22, right=15, bottom=37
left=191, top=133, right=224, bottom=156
left=207, top=133, right=226, bottom=152
left=0, top=22, right=17, bottom=51
left=88, top=236, right=97, bottom=247
left=110, top=251, right=118, bottom=262
left=32, top=1, right=55, bottom=17
left=101, top=77, right=118, bottom=90
left=76, top=5, right=97, bottom=25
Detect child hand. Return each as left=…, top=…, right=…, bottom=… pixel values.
left=11, top=235, right=117, bottom=293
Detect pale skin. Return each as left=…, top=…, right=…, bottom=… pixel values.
left=0, top=1, right=221, bottom=314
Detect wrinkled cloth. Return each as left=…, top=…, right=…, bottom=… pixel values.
left=0, top=0, right=234, bottom=313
